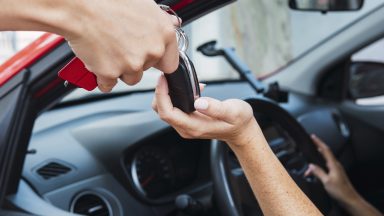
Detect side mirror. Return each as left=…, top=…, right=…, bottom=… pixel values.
left=348, top=62, right=384, bottom=99
left=289, top=0, right=364, bottom=12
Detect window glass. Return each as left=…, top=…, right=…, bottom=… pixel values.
left=351, top=38, right=384, bottom=106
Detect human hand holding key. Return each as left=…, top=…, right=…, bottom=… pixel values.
left=58, top=0, right=180, bottom=92
left=59, top=4, right=200, bottom=113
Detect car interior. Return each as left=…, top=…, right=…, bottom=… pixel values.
left=1, top=0, right=384, bottom=216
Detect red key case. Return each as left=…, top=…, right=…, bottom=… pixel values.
left=58, top=57, right=98, bottom=91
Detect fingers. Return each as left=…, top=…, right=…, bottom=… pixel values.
left=305, top=164, right=328, bottom=183
left=97, top=76, right=117, bottom=92
left=154, top=29, right=179, bottom=74
left=120, top=71, right=143, bottom=86
left=311, top=134, right=337, bottom=167
left=153, top=13, right=180, bottom=74
left=169, top=15, right=182, bottom=27
left=154, top=75, right=191, bottom=126
left=194, top=97, right=230, bottom=121
left=152, top=82, right=206, bottom=113
left=194, top=98, right=249, bottom=125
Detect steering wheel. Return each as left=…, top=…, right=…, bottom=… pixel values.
left=210, top=98, right=332, bottom=216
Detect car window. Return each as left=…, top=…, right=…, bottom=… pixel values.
left=350, top=38, right=384, bottom=106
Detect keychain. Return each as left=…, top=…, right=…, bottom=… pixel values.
left=58, top=4, right=200, bottom=113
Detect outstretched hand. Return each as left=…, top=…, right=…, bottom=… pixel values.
left=152, top=75, right=259, bottom=146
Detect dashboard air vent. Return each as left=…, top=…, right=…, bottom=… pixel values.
left=71, top=193, right=111, bottom=216
left=36, top=162, right=71, bottom=180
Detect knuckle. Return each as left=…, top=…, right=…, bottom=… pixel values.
left=233, top=109, right=243, bottom=120
left=102, top=71, right=120, bottom=80
left=148, top=45, right=165, bottom=60
left=162, top=24, right=176, bottom=39
left=127, top=58, right=144, bottom=74
left=323, top=177, right=331, bottom=184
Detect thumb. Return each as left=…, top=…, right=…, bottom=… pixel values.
left=194, top=97, right=237, bottom=123
left=306, top=164, right=328, bottom=184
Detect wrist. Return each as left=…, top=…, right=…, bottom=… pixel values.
left=37, top=0, right=86, bottom=38
left=339, top=189, right=364, bottom=209
left=226, top=118, right=264, bottom=149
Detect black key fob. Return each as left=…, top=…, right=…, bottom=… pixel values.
left=165, top=53, right=200, bottom=113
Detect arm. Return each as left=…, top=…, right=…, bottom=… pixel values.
left=305, top=135, right=382, bottom=216
left=0, top=0, right=179, bottom=92
left=153, top=75, right=322, bottom=215
left=228, top=126, right=321, bottom=215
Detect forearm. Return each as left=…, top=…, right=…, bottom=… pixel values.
left=0, top=0, right=81, bottom=36
left=228, top=120, right=322, bottom=215
left=341, top=194, right=382, bottom=216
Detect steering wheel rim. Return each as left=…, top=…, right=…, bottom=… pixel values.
left=210, top=139, right=241, bottom=216
left=210, top=97, right=331, bottom=216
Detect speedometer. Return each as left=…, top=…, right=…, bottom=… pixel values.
left=131, top=147, right=175, bottom=199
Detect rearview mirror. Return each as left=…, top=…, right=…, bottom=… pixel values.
left=348, top=62, right=384, bottom=99
left=289, top=0, right=364, bottom=12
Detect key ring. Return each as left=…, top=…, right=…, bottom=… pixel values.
left=158, top=4, right=189, bottom=52
left=158, top=4, right=181, bottom=28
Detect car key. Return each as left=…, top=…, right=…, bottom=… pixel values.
left=163, top=10, right=200, bottom=113
left=58, top=57, right=97, bottom=91
left=58, top=4, right=200, bottom=112
left=165, top=51, right=200, bottom=113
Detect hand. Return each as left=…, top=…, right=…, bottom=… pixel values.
left=63, top=0, right=180, bottom=92
left=152, top=75, right=258, bottom=146
left=305, top=135, right=383, bottom=216
left=304, top=135, right=359, bottom=204
left=153, top=76, right=323, bottom=215
left=0, top=0, right=180, bottom=92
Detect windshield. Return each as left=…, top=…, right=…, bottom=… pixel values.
left=0, top=0, right=383, bottom=101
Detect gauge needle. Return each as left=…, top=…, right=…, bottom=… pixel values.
left=141, top=175, right=154, bottom=187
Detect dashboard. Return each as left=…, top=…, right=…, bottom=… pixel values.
left=10, top=81, right=350, bottom=216
left=124, top=130, right=211, bottom=203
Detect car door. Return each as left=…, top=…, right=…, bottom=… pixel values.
left=0, top=0, right=235, bottom=214
left=339, top=37, right=384, bottom=211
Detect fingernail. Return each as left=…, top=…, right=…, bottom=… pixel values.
left=194, top=98, right=209, bottom=110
